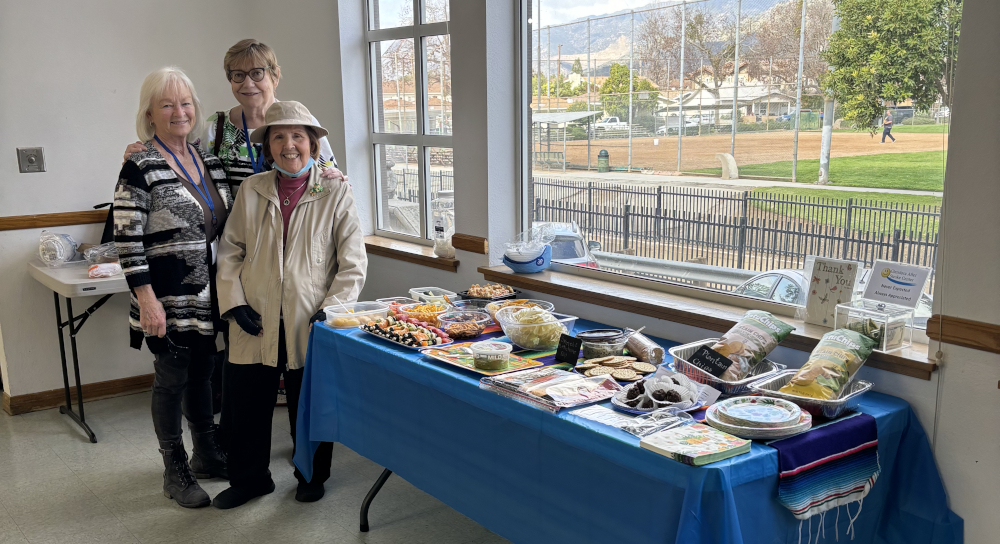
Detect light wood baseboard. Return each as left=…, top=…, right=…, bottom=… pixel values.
left=2, top=373, right=153, bottom=416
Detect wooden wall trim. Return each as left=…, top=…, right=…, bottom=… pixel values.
left=480, top=265, right=937, bottom=380
left=2, top=373, right=153, bottom=416
left=926, top=315, right=1000, bottom=355
left=0, top=210, right=109, bottom=232
left=452, top=233, right=489, bottom=255
left=365, top=236, right=459, bottom=272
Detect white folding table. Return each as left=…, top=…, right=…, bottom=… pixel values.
left=27, top=260, right=129, bottom=442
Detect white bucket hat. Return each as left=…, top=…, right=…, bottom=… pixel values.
left=248, top=101, right=329, bottom=144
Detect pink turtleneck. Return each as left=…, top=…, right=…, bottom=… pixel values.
left=277, top=173, right=309, bottom=243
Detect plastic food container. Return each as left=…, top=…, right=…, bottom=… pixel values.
left=577, top=329, right=627, bottom=359
left=408, top=287, right=458, bottom=304
left=458, top=285, right=521, bottom=301
left=668, top=339, right=787, bottom=397
left=438, top=311, right=492, bottom=340
left=495, top=307, right=578, bottom=351
left=471, top=341, right=513, bottom=370
left=485, top=299, right=555, bottom=322
left=748, top=370, right=873, bottom=419
left=376, top=296, right=418, bottom=306
left=450, top=299, right=493, bottom=313
left=324, top=302, right=389, bottom=329
left=399, top=302, right=451, bottom=327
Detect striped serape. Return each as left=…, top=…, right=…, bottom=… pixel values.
left=770, top=412, right=880, bottom=522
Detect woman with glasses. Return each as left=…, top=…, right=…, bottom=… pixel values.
left=114, top=67, right=232, bottom=508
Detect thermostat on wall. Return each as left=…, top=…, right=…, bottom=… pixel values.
left=17, top=147, right=45, bottom=173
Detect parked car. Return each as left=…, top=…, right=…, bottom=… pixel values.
left=776, top=109, right=812, bottom=122
left=656, top=119, right=700, bottom=136
left=530, top=221, right=600, bottom=267
left=732, top=268, right=932, bottom=327
left=934, top=107, right=951, bottom=118
left=593, top=116, right=628, bottom=130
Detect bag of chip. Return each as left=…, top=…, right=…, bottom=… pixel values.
left=710, top=311, right=794, bottom=382
left=779, top=329, right=877, bottom=400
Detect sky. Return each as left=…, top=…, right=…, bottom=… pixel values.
left=535, top=0, right=675, bottom=26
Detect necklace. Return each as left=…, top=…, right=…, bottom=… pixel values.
left=279, top=177, right=309, bottom=206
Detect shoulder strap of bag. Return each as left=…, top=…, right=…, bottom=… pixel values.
left=213, top=111, right=226, bottom=157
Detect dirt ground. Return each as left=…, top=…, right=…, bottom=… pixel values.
left=545, top=130, right=949, bottom=172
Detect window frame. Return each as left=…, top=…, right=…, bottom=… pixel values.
left=365, top=0, right=452, bottom=244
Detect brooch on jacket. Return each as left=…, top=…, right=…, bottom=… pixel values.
left=309, top=181, right=324, bottom=196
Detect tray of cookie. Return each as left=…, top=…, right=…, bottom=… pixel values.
left=610, top=371, right=710, bottom=415
left=572, top=355, right=658, bottom=384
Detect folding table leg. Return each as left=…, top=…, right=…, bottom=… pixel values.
left=53, top=293, right=73, bottom=412
left=359, top=468, right=393, bottom=532
left=56, top=296, right=98, bottom=443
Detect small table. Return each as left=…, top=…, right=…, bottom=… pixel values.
left=27, top=261, right=129, bottom=442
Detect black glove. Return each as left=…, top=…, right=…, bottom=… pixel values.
left=231, top=305, right=263, bottom=336
left=309, top=310, right=326, bottom=325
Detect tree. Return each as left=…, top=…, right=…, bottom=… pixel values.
left=746, top=0, right=836, bottom=95
left=571, top=58, right=583, bottom=75
left=822, top=0, right=962, bottom=132
left=684, top=6, right=739, bottom=124
left=636, top=7, right=682, bottom=90
left=567, top=101, right=589, bottom=112
left=599, top=63, right=659, bottom=125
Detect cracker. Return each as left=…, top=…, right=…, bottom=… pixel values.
left=575, top=362, right=597, bottom=371
left=611, top=368, right=637, bottom=381
left=585, top=366, right=614, bottom=377
left=584, top=356, right=616, bottom=366
left=603, top=359, right=628, bottom=368
left=620, top=373, right=643, bottom=382
left=631, top=362, right=657, bottom=374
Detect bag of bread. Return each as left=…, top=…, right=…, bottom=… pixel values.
left=710, top=311, right=794, bottom=381
left=779, top=329, right=877, bottom=400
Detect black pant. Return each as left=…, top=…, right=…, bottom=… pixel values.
left=223, top=323, right=333, bottom=489
left=151, top=348, right=216, bottom=448
left=882, top=126, right=895, bottom=142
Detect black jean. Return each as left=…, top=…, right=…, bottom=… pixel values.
left=882, top=126, right=895, bottom=142
left=151, top=347, right=216, bottom=448
left=223, top=323, right=333, bottom=489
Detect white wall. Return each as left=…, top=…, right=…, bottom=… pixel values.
left=0, top=0, right=344, bottom=396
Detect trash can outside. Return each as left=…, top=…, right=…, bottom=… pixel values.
left=597, top=149, right=610, bottom=173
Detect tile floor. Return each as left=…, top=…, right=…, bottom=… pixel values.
left=0, top=392, right=509, bottom=544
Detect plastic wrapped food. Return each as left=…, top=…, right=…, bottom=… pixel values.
left=779, top=329, right=877, bottom=400
left=83, top=242, right=119, bottom=264
left=710, top=311, right=794, bottom=382
left=88, top=263, right=122, bottom=278
left=504, top=224, right=556, bottom=261
left=38, top=230, right=80, bottom=267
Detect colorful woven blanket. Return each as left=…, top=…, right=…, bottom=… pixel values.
left=769, top=412, right=880, bottom=526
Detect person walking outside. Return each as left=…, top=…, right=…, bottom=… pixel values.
left=881, top=110, right=895, bottom=143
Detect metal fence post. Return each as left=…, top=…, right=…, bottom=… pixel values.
left=891, top=229, right=901, bottom=261
left=738, top=191, right=749, bottom=268
left=623, top=204, right=632, bottom=252
left=534, top=197, right=541, bottom=221
left=587, top=182, right=594, bottom=231
left=791, top=0, right=808, bottom=182
left=842, top=197, right=853, bottom=259
left=655, top=187, right=663, bottom=239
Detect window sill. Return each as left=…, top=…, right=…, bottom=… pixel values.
left=478, top=265, right=936, bottom=380
left=366, top=236, right=459, bottom=272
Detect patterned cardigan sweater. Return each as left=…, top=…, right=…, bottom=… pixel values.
left=113, top=141, right=234, bottom=353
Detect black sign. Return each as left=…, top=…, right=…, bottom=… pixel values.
left=555, top=334, right=584, bottom=364
left=687, top=346, right=732, bottom=378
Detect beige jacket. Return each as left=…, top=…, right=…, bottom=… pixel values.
left=216, top=166, right=367, bottom=369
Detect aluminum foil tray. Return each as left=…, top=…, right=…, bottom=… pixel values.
left=747, top=370, right=873, bottom=419
left=668, top=339, right=786, bottom=396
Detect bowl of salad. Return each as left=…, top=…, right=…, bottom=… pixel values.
left=494, top=306, right=577, bottom=351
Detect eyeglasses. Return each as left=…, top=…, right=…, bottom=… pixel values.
left=228, top=67, right=269, bottom=83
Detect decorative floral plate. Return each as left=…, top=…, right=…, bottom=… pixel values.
left=706, top=404, right=812, bottom=440
left=713, top=396, right=802, bottom=429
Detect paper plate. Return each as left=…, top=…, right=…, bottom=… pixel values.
left=706, top=405, right=812, bottom=440
left=713, top=396, right=802, bottom=429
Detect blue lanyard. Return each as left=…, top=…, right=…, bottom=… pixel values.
left=154, top=135, right=217, bottom=226
left=242, top=111, right=266, bottom=174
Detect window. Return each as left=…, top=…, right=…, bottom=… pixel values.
left=367, top=0, right=452, bottom=241
left=521, top=0, right=959, bottom=321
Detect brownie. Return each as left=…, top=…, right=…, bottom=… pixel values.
left=626, top=387, right=641, bottom=401
left=664, top=390, right=683, bottom=403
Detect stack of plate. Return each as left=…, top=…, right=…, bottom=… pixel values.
left=706, top=397, right=812, bottom=440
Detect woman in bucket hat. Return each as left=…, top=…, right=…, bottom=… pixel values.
left=213, top=101, right=367, bottom=509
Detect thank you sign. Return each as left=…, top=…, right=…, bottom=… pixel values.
left=863, top=261, right=931, bottom=309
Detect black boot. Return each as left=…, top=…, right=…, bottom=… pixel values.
left=159, top=442, right=211, bottom=508
left=189, top=425, right=228, bottom=480
left=295, top=481, right=325, bottom=503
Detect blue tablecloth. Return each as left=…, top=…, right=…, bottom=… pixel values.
left=295, top=321, right=962, bottom=544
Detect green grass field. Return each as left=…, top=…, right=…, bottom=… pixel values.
left=694, top=151, right=946, bottom=191
left=832, top=124, right=950, bottom=134
left=749, top=187, right=942, bottom=234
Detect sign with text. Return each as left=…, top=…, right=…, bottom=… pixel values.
left=687, top=346, right=731, bottom=378
left=806, top=257, right=860, bottom=327
left=555, top=334, right=584, bottom=364
left=863, top=261, right=932, bottom=309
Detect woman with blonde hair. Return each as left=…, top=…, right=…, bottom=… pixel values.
left=114, top=67, right=232, bottom=508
